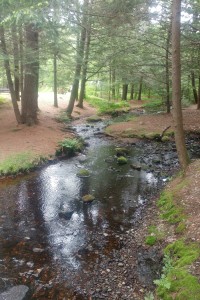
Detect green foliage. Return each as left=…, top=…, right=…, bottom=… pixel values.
left=117, top=156, right=128, bottom=165
left=144, top=292, right=155, bottom=300
left=0, top=152, right=44, bottom=176
left=143, top=99, right=164, bottom=112
left=148, top=225, right=165, bottom=240
left=157, top=192, right=185, bottom=224
left=115, top=147, right=129, bottom=156
left=56, top=138, right=83, bottom=157
left=155, top=241, right=200, bottom=300
left=86, top=95, right=130, bottom=115
left=0, top=96, right=7, bottom=106
left=145, top=235, right=157, bottom=246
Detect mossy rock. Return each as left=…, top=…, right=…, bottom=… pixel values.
left=86, top=116, right=102, bottom=123
left=115, top=147, right=129, bottom=156
left=161, top=136, right=170, bottom=142
left=77, top=169, right=90, bottom=177
left=82, top=194, right=95, bottom=203
left=117, top=156, right=128, bottom=165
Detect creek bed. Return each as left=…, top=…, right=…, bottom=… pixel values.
left=0, top=122, right=199, bottom=299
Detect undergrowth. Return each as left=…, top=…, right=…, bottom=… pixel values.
left=143, top=99, right=164, bottom=112
left=0, top=152, right=45, bottom=176
left=56, top=138, right=83, bottom=156
left=86, top=95, right=130, bottom=115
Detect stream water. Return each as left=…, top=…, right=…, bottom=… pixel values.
left=0, top=121, right=200, bottom=299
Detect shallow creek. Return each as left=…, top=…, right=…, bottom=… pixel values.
left=0, top=122, right=199, bottom=299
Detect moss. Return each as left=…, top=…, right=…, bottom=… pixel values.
left=145, top=235, right=157, bottom=246
left=86, top=116, right=102, bottom=123
left=77, top=169, right=90, bottom=177
left=115, top=147, right=129, bottom=156
left=157, top=192, right=185, bottom=224
left=117, top=156, right=128, bottom=165
left=161, top=136, right=170, bottom=142
left=82, top=194, right=95, bottom=203
left=155, top=240, right=200, bottom=300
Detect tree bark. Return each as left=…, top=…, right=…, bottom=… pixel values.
left=130, top=83, right=134, bottom=100
left=66, top=0, right=88, bottom=116
left=53, top=53, right=58, bottom=107
left=122, top=83, right=128, bottom=100
left=0, top=25, right=22, bottom=123
left=22, top=23, right=39, bottom=125
left=77, top=24, right=91, bottom=108
left=11, top=24, right=20, bottom=101
left=111, top=67, right=116, bottom=99
left=191, top=70, right=198, bottom=104
left=171, top=0, right=189, bottom=171
left=19, top=25, right=24, bottom=97
left=166, top=26, right=171, bottom=113
left=197, top=74, right=200, bottom=110
left=138, top=76, right=143, bottom=101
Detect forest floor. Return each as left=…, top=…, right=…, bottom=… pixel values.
left=1, top=93, right=200, bottom=298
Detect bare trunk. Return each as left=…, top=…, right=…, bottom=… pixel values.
left=0, top=25, right=22, bottom=123
left=171, top=0, right=189, bottom=171
left=77, top=25, right=91, bottom=108
left=166, top=26, right=171, bottom=113
left=19, top=25, right=24, bottom=96
left=11, top=25, right=20, bottom=101
left=130, top=83, right=134, bottom=100
left=66, top=0, right=88, bottom=116
left=53, top=53, right=58, bottom=108
left=197, top=74, right=200, bottom=110
left=138, top=76, right=143, bottom=101
left=122, top=83, right=128, bottom=100
left=22, top=23, right=39, bottom=125
left=191, top=70, right=198, bottom=104
left=111, top=67, right=116, bottom=99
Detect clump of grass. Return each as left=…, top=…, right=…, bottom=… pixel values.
left=55, top=112, right=71, bottom=123
left=143, top=99, right=164, bottom=112
left=117, top=156, right=128, bottom=165
left=154, top=240, right=200, bottom=299
left=157, top=191, right=185, bottom=224
left=0, top=152, right=44, bottom=176
left=56, top=138, right=83, bottom=157
left=115, top=147, right=129, bottom=156
left=0, top=96, right=8, bottom=106
left=86, top=95, right=130, bottom=115
left=145, top=235, right=157, bottom=246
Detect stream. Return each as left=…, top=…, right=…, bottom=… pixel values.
left=0, top=121, right=200, bottom=299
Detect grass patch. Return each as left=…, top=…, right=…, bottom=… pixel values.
left=143, top=99, right=164, bottom=112
left=55, top=112, right=71, bottom=123
left=154, top=240, right=200, bottom=299
left=0, top=96, right=8, bottom=107
left=86, top=95, right=130, bottom=115
left=0, top=152, right=45, bottom=176
left=145, top=235, right=157, bottom=246
left=56, top=138, right=83, bottom=157
left=86, top=115, right=102, bottom=123
left=157, top=191, right=186, bottom=225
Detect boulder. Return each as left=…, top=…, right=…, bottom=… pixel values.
left=0, top=285, right=30, bottom=300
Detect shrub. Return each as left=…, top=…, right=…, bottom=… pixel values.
left=56, top=138, right=83, bottom=156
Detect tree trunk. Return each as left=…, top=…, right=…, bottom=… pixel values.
left=19, top=25, right=24, bottom=97
left=171, top=0, right=189, bottom=171
left=197, top=74, right=200, bottom=110
left=0, top=25, right=22, bottom=123
left=166, top=26, right=171, bottom=113
left=53, top=53, right=58, bottom=108
left=22, top=23, right=39, bottom=125
left=138, top=76, right=143, bottom=101
left=111, top=67, right=116, bottom=99
left=11, top=24, right=20, bottom=101
left=66, top=0, right=88, bottom=116
left=122, top=83, right=128, bottom=100
left=130, top=83, right=134, bottom=100
left=77, top=24, right=91, bottom=108
left=191, top=70, right=198, bottom=104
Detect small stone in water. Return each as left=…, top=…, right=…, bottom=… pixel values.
left=33, top=248, right=44, bottom=253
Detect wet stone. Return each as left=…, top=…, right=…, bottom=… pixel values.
left=0, top=285, right=29, bottom=300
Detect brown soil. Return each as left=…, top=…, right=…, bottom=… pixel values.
left=0, top=92, right=96, bottom=162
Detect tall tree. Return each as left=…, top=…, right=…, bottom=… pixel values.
left=171, top=0, right=189, bottom=171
